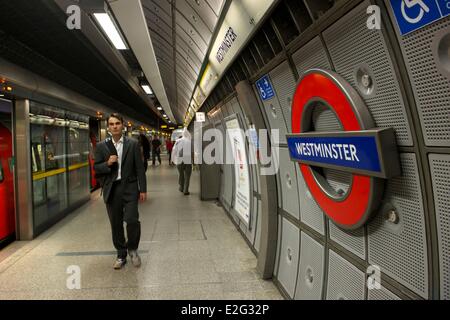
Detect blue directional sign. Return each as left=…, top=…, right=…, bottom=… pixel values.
left=255, top=75, right=275, bottom=101
left=389, top=0, right=450, bottom=35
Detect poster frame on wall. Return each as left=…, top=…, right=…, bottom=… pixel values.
left=224, top=113, right=253, bottom=228
left=213, top=120, right=231, bottom=209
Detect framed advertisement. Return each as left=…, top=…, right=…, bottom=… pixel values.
left=224, top=113, right=253, bottom=227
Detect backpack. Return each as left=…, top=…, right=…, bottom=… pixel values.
left=95, top=138, right=118, bottom=187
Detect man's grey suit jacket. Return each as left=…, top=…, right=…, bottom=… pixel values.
left=94, top=136, right=147, bottom=203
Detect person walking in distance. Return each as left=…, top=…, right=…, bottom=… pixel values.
left=166, top=138, right=174, bottom=165
left=138, top=133, right=151, bottom=172
left=151, top=135, right=162, bottom=166
left=172, top=129, right=193, bottom=195
left=94, top=113, right=147, bottom=269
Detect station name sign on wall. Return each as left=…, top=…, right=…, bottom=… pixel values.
left=216, top=27, right=237, bottom=63
left=289, top=68, right=401, bottom=230
left=287, top=129, right=399, bottom=179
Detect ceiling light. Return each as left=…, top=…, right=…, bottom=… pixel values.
left=139, top=76, right=153, bottom=95
left=141, top=85, right=153, bottom=95
left=93, top=13, right=127, bottom=50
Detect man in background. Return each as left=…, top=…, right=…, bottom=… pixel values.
left=151, top=135, right=162, bottom=166
left=138, top=133, right=151, bottom=172
left=172, top=129, right=193, bottom=195
left=166, top=138, right=174, bottom=165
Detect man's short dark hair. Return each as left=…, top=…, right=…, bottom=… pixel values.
left=107, top=113, right=124, bottom=124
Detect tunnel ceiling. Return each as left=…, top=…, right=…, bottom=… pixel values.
left=141, top=0, right=226, bottom=123
left=0, top=0, right=161, bottom=127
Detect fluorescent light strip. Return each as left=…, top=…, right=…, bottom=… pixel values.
left=141, top=85, right=153, bottom=95
left=93, top=13, right=127, bottom=50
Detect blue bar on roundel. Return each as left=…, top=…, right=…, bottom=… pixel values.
left=287, top=135, right=382, bottom=173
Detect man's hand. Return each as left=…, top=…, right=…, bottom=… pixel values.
left=107, top=155, right=118, bottom=166
left=139, top=192, right=147, bottom=202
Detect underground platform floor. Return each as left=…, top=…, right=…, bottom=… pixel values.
left=0, top=156, right=283, bottom=300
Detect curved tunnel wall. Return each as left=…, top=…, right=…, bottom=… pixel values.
left=193, top=0, right=449, bottom=300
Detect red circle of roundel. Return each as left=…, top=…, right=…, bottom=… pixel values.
left=292, top=71, right=371, bottom=228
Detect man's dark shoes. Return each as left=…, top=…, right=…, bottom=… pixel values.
left=184, top=192, right=190, bottom=195
left=113, top=258, right=126, bottom=270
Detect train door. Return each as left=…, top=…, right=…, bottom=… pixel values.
left=0, top=99, right=15, bottom=245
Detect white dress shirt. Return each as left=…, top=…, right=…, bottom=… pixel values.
left=112, top=136, right=123, bottom=181
left=171, top=137, right=192, bottom=165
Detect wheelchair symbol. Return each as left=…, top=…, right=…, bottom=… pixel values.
left=259, top=85, right=267, bottom=99
left=401, top=0, right=430, bottom=24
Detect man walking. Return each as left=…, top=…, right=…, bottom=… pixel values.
left=172, top=129, right=193, bottom=195
left=166, top=138, right=174, bottom=165
left=151, top=135, right=162, bottom=166
left=138, top=133, right=151, bottom=172
left=94, top=113, right=147, bottom=269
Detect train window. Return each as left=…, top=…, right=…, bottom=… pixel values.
left=285, top=0, right=313, bottom=32
left=0, top=161, right=3, bottom=182
left=263, top=21, right=283, bottom=55
left=271, top=1, right=300, bottom=46
left=303, top=0, right=335, bottom=20
left=29, top=100, right=92, bottom=232
left=254, top=28, right=275, bottom=64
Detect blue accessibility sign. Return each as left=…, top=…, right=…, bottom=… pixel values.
left=389, top=0, right=450, bottom=35
left=255, top=75, right=275, bottom=101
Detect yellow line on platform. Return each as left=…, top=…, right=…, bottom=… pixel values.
left=32, top=162, right=89, bottom=180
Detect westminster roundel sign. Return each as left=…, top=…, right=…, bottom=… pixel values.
left=287, top=69, right=401, bottom=230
